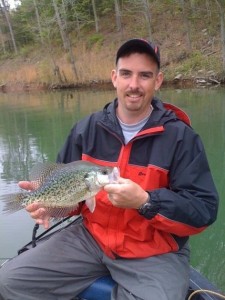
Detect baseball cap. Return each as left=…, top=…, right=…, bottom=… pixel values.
left=116, top=38, right=160, bottom=68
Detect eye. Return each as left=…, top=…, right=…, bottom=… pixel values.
left=119, top=70, right=131, bottom=78
left=84, top=173, right=89, bottom=179
left=101, top=169, right=108, bottom=175
left=140, top=72, right=153, bottom=79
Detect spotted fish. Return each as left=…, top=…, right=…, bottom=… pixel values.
left=1, top=161, right=119, bottom=218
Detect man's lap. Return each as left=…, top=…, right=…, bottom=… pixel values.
left=0, top=222, right=190, bottom=300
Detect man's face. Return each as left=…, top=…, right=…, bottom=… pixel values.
left=111, top=53, right=163, bottom=123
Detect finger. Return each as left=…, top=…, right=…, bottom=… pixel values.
left=108, top=197, right=122, bottom=208
left=117, top=177, right=129, bottom=184
left=107, top=193, right=121, bottom=205
left=27, top=207, right=46, bottom=223
left=105, top=178, right=130, bottom=192
left=43, top=217, right=50, bottom=229
left=107, top=195, right=115, bottom=205
left=108, top=193, right=113, bottom=201
left=35, top=216, right=50, bottom=229
left=104, top=183, right=120, bottom=193
left=30, top=207, right=46, bottom=219
left=18, top=181, right=33, bottom=191
left=25, top=202, right=41, bottom=213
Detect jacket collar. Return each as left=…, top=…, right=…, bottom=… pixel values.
left=99, top=97, right=190, bottom=137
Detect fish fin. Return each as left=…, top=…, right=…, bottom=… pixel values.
left=29, top=162, right=65, bottom=188
left=44, top=205, right=79, bottom=219
left=1, top=193, right=26, bottom=214
left=109, top=167, right=120, bottom=183
left=64, top=161, right=97, bottom=171
left=85, top=197, right=96, bottom=213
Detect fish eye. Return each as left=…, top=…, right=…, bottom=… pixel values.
left=84, top=173, right=89, bottom=179
left=101, top=169, right=108, bottom=175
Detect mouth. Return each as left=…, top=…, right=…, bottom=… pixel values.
left=126, top=93, right=143, bottom=101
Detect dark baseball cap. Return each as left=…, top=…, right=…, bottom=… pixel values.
left=116, top=38, right=160, bottom=68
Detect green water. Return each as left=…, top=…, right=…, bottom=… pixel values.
left=0, top=88, right=224, bottom=292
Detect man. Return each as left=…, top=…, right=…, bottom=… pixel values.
left=0, top=39, right=219, bottom=300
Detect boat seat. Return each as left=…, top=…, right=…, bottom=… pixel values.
left=75, top=275, right=193, bottom=300
left=75, top=275, right=116, bottom=300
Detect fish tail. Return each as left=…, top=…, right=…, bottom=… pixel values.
left=2, top=193, right=26, bottom=214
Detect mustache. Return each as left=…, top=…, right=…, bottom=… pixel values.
left=126, top=89, right=142, bottom=95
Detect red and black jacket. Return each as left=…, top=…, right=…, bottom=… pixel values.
left=57, top=97, right=219, bottom=259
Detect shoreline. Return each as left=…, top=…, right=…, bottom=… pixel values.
left=0, top=77, right=223, bottom=94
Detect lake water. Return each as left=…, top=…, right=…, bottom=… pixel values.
left=0, top=87, right=224, bottom=292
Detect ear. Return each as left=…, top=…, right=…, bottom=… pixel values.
left=111, top=69, right=117, bottom=88
left=155, top=72, right=164, bottom=91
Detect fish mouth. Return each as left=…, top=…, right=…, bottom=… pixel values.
left=96, top=175, right=109, bottom=186
left=96, top=167, right=119, bottom=186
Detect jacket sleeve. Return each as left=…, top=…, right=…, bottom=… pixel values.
left=148, top=126, right=219, bottom=237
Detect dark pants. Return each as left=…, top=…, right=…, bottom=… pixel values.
left=0, top=222, right=190, bottom=300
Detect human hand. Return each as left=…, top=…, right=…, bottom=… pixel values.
left=104, top=177, right=149, bottom=209
left=18, top=181, right=51, bottom=229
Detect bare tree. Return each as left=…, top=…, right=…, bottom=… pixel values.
left=0, top=0, right=18, bottom=54
left=215, top=0, right=225, bottom=71
left=179, top=0, right=192, bottom=53
left=52, top=0, right=78, bottom=81
left=91, top=0, right=99, bottom=33
left=33, top=0, right=44, bottom=45
left=52, top=0, right=69, bottom=50
left=125, top=0, right=153, bottom=41
left=74, top=8, right=81, bottom=36
left=141, top=0, right=152, bottom=41
left=190, top=0, right=195, bottom=10
left=68, top=38, right=79, bottom=80
left=0, top=24, right=6, bottom=54
left=114, top=0, right=122, bottom=33
left=205, top=0, right=212, bottom=18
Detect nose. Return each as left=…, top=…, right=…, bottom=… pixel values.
left=129, top=75, right=139, bottom=90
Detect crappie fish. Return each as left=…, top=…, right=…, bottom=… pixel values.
left=2, top=161, right=119, bottom=218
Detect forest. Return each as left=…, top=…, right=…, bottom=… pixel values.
left=0, top=0, right=225, bottom=90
